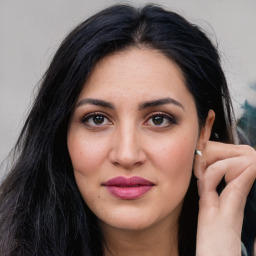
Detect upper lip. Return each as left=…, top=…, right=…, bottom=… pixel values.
left=103, top=176, right=154, bottom=187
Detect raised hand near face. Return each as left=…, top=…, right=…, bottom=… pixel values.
left=194, top=141, right=256, bottom=256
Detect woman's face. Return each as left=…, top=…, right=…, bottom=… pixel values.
left=68, top=47, right=203, bottom=232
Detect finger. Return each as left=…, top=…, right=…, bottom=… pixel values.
left=198, top=157, right=256, bottom=223
left=202, top=141, right=256, bottom=167
left=219, top=167, right=255, bottom=228
left=226, top=164, right=256, bottom=196
left=194, top=153, right=207, bottom=180
left=200, top=157, right=254, bottom=194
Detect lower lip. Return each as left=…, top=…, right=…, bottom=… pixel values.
left=105, top=185, right=153, bottom=200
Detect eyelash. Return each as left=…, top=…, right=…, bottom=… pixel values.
left=144, top=112, right=177, bottom=128
left=81, top=112, right=112, bottom=128
left=81, top=112, right=177, bottom=129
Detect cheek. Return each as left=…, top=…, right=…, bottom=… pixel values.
left=151, top=134, right=196, bottom=179
left=159, top=136, right=196, bottom=205
left=67, top=131, right=109, bottom=173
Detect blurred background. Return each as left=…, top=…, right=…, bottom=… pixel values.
left=0, top=0, right=256, bottom=180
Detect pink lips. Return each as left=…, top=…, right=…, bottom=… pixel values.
left=103, top=176, right=154, bottom=200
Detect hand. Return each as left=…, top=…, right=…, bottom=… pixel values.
left=194, top=141, right=256, bottom=256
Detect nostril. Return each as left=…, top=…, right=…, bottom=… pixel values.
left=110, top=152, right=146, bottom=169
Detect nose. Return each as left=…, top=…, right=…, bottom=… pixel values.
left=109, top=125, right=146, bottom=169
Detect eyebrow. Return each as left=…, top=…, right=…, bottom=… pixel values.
left=76, top=97, right=184, bottom=110
left=76, top=98, right=115, bottom=109
left=139, top=97, right=184, bottom=110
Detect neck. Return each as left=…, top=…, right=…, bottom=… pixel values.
left=100, top=216, right=179, bottom=256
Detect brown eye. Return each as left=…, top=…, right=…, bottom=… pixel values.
left=93, top=115, right=105, bottom=125
left=152, top=116, right=164, bottom=125
left=82, top=113, right=112, bottom=127
left=145, top=113, right=177, bottom=128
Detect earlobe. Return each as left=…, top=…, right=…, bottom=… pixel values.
left=197, top=110, right=215, bottom=150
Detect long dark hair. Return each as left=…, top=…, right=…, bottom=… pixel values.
left=0, top=4, right=253, bottom=256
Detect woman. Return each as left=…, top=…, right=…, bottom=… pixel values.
left=0, top=4, right=255, bottom=256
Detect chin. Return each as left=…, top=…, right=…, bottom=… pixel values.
left=97, top=206, right=156, bottom=231
left=97, top=204, right=180, bottom=233
left=101, top=217, right=155, bottom=232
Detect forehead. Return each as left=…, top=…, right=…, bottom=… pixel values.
left=78, top=47, right=193, bottom=106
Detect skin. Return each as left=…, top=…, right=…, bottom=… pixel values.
left=67, top=47, right=256, bottom=255
left=194, top=142, right=256, bottom=256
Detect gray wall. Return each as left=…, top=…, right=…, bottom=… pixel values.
left=1, top=0, right=256, bottom=179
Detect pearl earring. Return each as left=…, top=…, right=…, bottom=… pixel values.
left=195, top=149, right=202, bottom=156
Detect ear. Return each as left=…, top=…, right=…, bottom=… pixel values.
left=196, top=109, right=215, bottom=150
